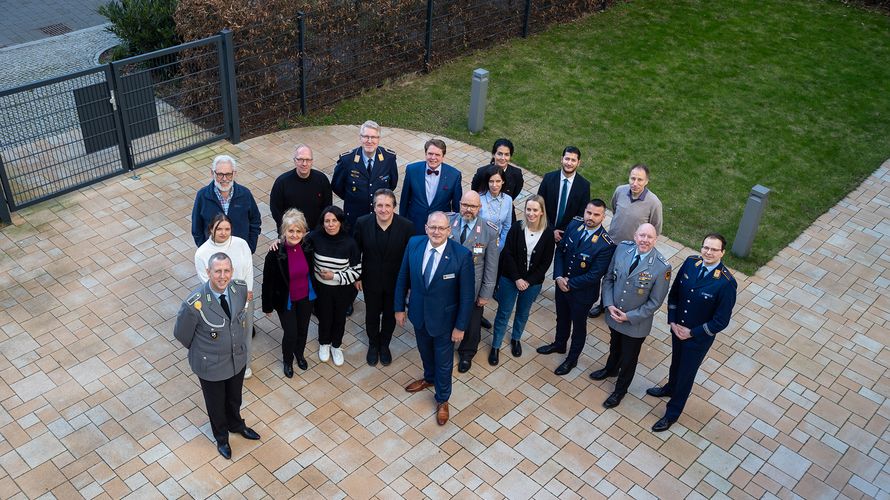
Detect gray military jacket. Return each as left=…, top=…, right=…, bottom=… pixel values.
left=448, top=214, right=499, bottom=299
left=173, top=280, right=248, bottom=381
left=602, top=241, right=671, bottom=338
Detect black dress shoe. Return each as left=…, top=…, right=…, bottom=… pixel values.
left=217, top=441, right=232, bottom=459
left=252, top=326, right=256, bottom=338
left=480, top=317, right=492, bottom=329
left=587, top=304, right=604, bottom=318
left=536, top=343, right=567, bottom=355
left=366, top=346, right=379, bottom=366
left=646, top=385, right=672, bottom=398
left=511, top=340, right=522, bottom=357
left=652, top=417, right=674, bottom=432
left=458, top=358, right=472, bottom=373
left=296, top=356, right=308, bottom=370
left=346, top=304, right=354, bottom=316
left=589, top=368, right=617, bottom=381
left=603, top=393, right=624, bottom=409
left=283, top=361, right=294, bottom=378
left=239, top=427, right=261, bottom=440
left=554, top=359, right=577, bottom=376
left=379, top=346, right=392, bottom=366
left=488, top=348, right=499, bottom=366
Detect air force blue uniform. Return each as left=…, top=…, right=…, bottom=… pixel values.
left=331, top=146, right=399, bottom=230
left=395, top=237, right=475, bottom=403
left=662, top=256, right=737, bottom=422
left=553, top=218, right=616, bottom=362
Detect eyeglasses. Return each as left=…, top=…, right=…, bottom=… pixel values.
left=294, top=158, right=313, bottom=163
left=459, top=203, right=481, bottom=209
left=360, top=134, right=380, bottom=140
left=426, top=225, right=449, bottom=232
left=701, top=246, right=724, bottom=253
left=215, top=172, right=234, bottom=180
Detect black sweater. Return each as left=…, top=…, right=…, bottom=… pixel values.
left=306, top=229, right=361, bottom=286
left=499, top=221, right=555, bottom=286
left=269, top=169, right=333, bottom=232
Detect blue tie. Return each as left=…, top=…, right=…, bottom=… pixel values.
left=423, top=248, right=437, bottom=286
left=556, top=178, right=569, bottom=225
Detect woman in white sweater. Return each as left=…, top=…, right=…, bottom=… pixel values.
left=195, top=213, right=255, bottom=378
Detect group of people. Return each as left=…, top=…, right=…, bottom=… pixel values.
left=173, top=121, right=738, bottom=459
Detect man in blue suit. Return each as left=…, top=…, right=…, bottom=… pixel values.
left=395, top=211, right=475, bottom=425
left=400, top=139, right=463, bottom=234
left=537, top=199, right=616, bottom=376
left=647, top=233, right=737, bottom=432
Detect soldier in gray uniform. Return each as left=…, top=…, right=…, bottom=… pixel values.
left=174, top=252, right=261, bottom=460
left=590, top=223, right=671, bottom=409
left=449, top=191, right=498, bottom=373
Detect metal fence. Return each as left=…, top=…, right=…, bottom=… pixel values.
left=0, top=31, right=238, bottom=221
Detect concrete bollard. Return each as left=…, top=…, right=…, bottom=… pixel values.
left=732, top=184, right=771, bottom=258
left=468, top=68, right=489, bottom=133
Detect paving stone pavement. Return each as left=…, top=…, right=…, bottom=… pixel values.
left=0, top=0, right=109, bottom=48
left=0, top=125, right=887, bottom=498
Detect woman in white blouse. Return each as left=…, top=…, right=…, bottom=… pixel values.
left=478, top=168, right=513, bottom=250
left=195, top=213, right=256, bottom=378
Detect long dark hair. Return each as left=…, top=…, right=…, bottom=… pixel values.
left=207, top=213, right=232, bottom=240
left=318, top=205, right=348, bottom=235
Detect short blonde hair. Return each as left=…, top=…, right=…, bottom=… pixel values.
left=280, top=208, right=308, bottom=236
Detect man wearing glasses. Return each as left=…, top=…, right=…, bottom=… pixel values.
left=270, top=144, right=333, bottom=233
left=395, top=212, right=475, bottom=425
left=191, top=154, right=262, bottom=253
left=332, top=121, right=399, bottom=231
left=647, top=233, right=738, bottom=432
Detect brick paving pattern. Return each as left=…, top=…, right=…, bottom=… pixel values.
left=0, top=125, right=887, bottom=498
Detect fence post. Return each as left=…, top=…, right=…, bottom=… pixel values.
left=219, top=29, right=241, bottom=144
left=522, top=0, right=531, bottom=37
left=0, top=155, right=13, bottom=224
left=423, top=0, right=434, bottom=72
left=297, top=12, right=308, bottom=115
left=106, top=63, right=135, bottom=173
left=732, top=184, right=771, bottom=258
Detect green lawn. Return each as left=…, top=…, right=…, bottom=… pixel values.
left=295, top=0, right=890, bottom=274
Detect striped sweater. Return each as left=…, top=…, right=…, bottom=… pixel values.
left=307, top=229, right=362, bottom=286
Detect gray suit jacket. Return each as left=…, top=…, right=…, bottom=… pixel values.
left=448, top=214, right=499, bottom=299
left=173, top=280, right=248, bottom=381
left=602, top=241, right=671, bottom=338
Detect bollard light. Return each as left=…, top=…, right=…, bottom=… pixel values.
left=732, top=184, right=771, bottom=258
left=468, top=68, right=489, bottom=133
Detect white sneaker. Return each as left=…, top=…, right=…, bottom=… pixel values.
left=331, top=347, right=344, bottom=366
left=319, top=344, right=331, bottom=362
left=244, top=366, right=253, bottom=379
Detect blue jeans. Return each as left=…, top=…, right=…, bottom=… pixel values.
left=492, top=276, right=542, bottom=349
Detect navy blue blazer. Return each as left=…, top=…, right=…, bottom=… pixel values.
left=553, top=219, right=616, bottom=303
left=667, top=256, right=737, bottom=337
left=394, top=236, right=475, bottom=337
left=191, top=182, right=261, bottom=253
left=331, top=146, right=399, bottom=229
left=399, top=161, right=462, bottom=234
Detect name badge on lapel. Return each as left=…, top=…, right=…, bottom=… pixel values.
left=443, top=273, right=455, bottom=280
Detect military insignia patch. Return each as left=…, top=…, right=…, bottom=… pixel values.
left=378, top=152, right=384, bottom=161
left=591, top=234, right=599, bottom=243
left=714, top=269, right=721, bottom=279
left=193, top=300, right=202, bottom=311
left=353, top=154, right=360, bottom=163
left=665, top=270, right=672, bottom=280
left=210, top=331, right=218, bottom=340
left=580, top=262, right=587, bottom=268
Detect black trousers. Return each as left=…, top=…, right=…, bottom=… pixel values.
left=278, top=298, right=312, bottom=364
left=602, top=327, right=645, bottom=396
left=364, top=288, right=395, bottom=349
left=554, top=289, right=595, bottom=363
left=199, top=367, right=246, bottom=444
left=315, top=282, right=352, bottom=348
left=458, top=303, right=484, bottom=359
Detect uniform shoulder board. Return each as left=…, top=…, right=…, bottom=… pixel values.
left=186, top=292, right=201, bottom=305
left=338, top=150, right=353, bottom=158
left=719, top=265, right=734, bottom=280
left=231, top=279, right=247, bottom=287
left=601, top=232, right=614, bottom=245
left=657, top=253, right=670, bottom=265
left=620, top=240, right=634, bottom=246
left=572, top=215, right=584, bottom=222
left=444, top=211, right=459, bottom=218
left=690, top=255, right=703, bottom=262
left=486, top=220, right=499, bottom=230
left=384, top=147, right=396, bottom=155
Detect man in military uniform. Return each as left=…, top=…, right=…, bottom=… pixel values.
left=449, top=191, right=499, bottom=373
left=590, top=223, right=671, bottom=409
left=332, top=120, right=399, bottom=230
left=538, top=199, right=616, bottom=376
left=647, top=233, right=737, bottom=432
left=173, top=253, right=261, bottom=459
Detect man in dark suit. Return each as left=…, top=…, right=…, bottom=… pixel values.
left=537, top=199, right=616, bottom=375
left=537, top=146, right=591, bottom=243
left=173, top=253, right=261, bottom=459
left=354, top=189, right=414, bottom=366
left=590, top=223, right=671, bottom=409
left=400, top=139, right=462, bottom=234
left=647, top=233, right=737, bottom=432
left=191, top=155, right=261, bottom=253
left=331, top=120, right=399, bottom=231
left=395, top=212, right=475, bottom=425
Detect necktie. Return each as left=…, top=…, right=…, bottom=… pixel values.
left=219, top=294, right=231, bottom=320
left=628, top=254, right=640, bottom=274
left=423, top=248, right=437, bottom=286
left=460, top=224, right=469, bottom=244
left=427, top=168, right=439, bottom=176
left=698, top=267, right=708, bottom=281
left=556, top=178, right=569, bottom=224
left=367, top=158, right=373, bottom=176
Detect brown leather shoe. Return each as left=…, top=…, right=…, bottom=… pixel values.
left=436, top=402, right=449, bottom=425
left=405, top=379, right=434, bottom=393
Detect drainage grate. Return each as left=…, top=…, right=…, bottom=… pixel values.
left=39, top=23, right=72, bottom=36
